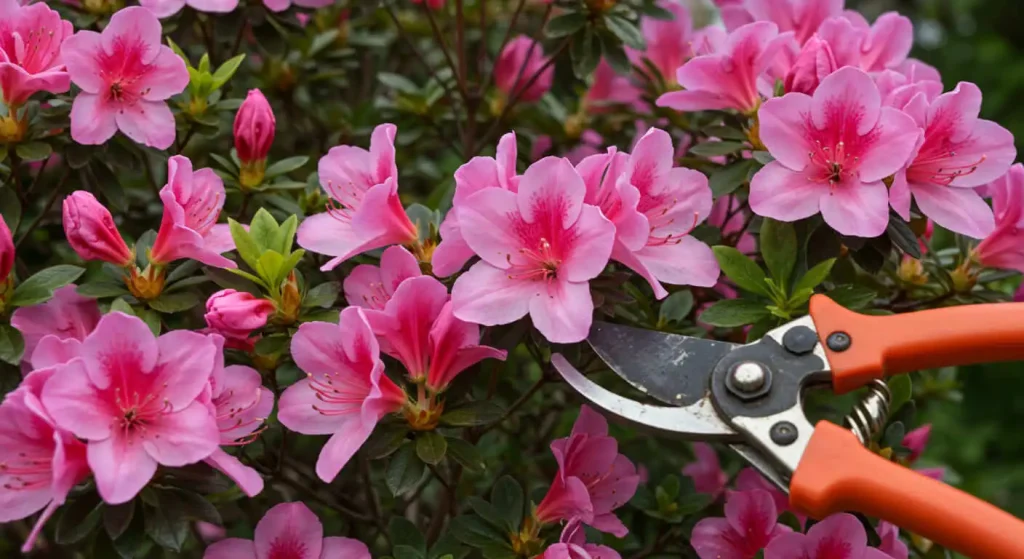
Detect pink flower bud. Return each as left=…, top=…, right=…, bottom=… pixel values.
left=494, top=36, right=553, bottom=103
left=204, top=289, right=274, bottom=340
left=0, top=216, right=13, bottom=283
left=61, top=191, right=133, bottom=266
left=784, top=35, right=838, bottom=95
left=233, top=89, right=276, bottom=164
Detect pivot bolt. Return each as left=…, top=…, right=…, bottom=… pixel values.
left=770, top=421, right=798, bottom=446
left=726, top=361, right=771, bottom=400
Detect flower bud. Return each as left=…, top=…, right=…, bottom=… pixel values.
left=62, top=191, right=134, bottom=266
left=784, top=36, right=837, bottom=95
left=897, top=255, right=928, bottom=286
left=234, top=89, right=276, bottom=189
left=0, top=216, right=14, bottom=284
left=205, top=289, right=274, bottom=340
left=494, top=37, right=553, bottom=104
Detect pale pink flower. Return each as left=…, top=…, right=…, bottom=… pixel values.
left=657, top=22, right=792, bottom=114
left=542, top=519, right=622, bottom=559
left=0, top=0, right=73, bottom=106
left=139, top=0, right=238, bottom=18
left=203, top=502, right=371, bottom=559
left=62, top=191, right=134, bottom=267
left=150, top=155, right=237, bottom=268
left=535, top=406, right=640, bottom=537
left=297, top=123, right=419, bottom=271
left=977, top=164, right=1024, bottom=273
left=682, top=442, right=727, bottom=496
left=345, top=245, right=422, bottom=309
left=765, top=513, right=891, bottom=559
left=204, top=364, right=273, bottom=497
left=783, top=35, right=837, bottom=95
left=0, top=215, right=12, bottom=284
left=735, top=467, right=806, bottom=525
left=449, top=156, right=616, bottom=343
left=233, top=89, right=275, bottom=164
left=692, top=489, right=791, bottom=559
left=821, top=11, right=912, bottom=73
left=722, top=0, right=844, bottom=46
left=494, top=36, right=553, bottom=103
left=0, top=369, right=89, bottom=553
left=889, top=82, right=1016, bottom=239
left=10, top=285, right=101, bottom=369
left=204, top=289, right=274, bottom=345
left=576, top=128, right=719, bottom=300
left=433, top=132, right=520, bottom=277
left=877, top=521, right=909, bottom=559
left=61, top=7, right=188, bottom=149
left=585, top=60, right=642, bottom=113
left=750, top=67, right=920, bottom=237
left=365, top=276, right=506, bottom=391
left=277, top=307, right=407, bottom=482
left=261, top=0, right=334, bottom=12
left=40, top=313, right=221, bottom=504
left=634, top=0, right=694, bottom=85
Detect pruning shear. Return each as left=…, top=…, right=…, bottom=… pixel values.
left=552, top=294, right=1024, bottom=558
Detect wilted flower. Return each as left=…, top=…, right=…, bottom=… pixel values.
left=62, top=191, right=134, bottom=267
left=202, top=502, right=371, bottom=559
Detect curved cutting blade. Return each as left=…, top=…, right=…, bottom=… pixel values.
left=551, top=354, right=739, bottom=440
left=588, top=321, right=740, bottom=406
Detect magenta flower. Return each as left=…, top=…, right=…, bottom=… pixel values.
left=150, top=156, right=237, bottom=269
left=449, top=156, right=616, bottom=344
left=0, top=369, right=89, bottom=553
left=297, top=123, right=419, bottom=271
left=203, top=502, right=370, bottom=559
left=261, top=0, right=334, bottom=12
left=62, top=191, right=134, bottom=267
left=542, top=520, right=622, bottom=559
left=494, top=36, right=553, bottom=103
left=40, top=312, right=221, bottom=504
left=749, top=67, right=920, bottom=237
left=535, top=406, right=640, bottom=537
left=10, top=285, right=101, bottom=369
left=0, top=215, right=13, bottom=285
left=234, top=89, right=276, bottom=165
left=277, top=307, right=407, bottom=482
left=204, top=289, right=274, bottom=345
left=735, top=467, right=806, bottom=525
left=765, top=513, right=892, bottom=559
left=723, top=0, right=843, bottom=45
left=139, top=0, right=238, bottom=18
left=692, top=489, right=791, bottom=559
left=889, top=82, right=1016, bottom=238
left=635, top=0, right=694, bottom=85
left=0, top=0, right=73, bottom=107
left=877, top=521, right=909, bottom=559
left=976, top=164, right=1024, bottom=273
left=61, top=7, right=189, bottom=149
left=657, top=22, right=792, bottom=114
left=365, top=275, right=506, bottom=391
left=433, top=132, right=520, bottom=277
left=204, top=364, right=273, bottom=497
left=682, top=443, right=728, bottom=496
left=577, top=128, right=719, bottom=300
left=584, top=61, right=642, bottom=114
left=345, top=245, right=422, bottom=309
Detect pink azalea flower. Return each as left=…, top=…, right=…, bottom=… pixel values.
left=277, top=307, right=407, bottom=482
left=62, top=191, right=134, bottom=267
left=657, top=22, right=792, bottom=114
left=345, top=245, right=422, bottom=309
left=449, top=156, right=616, bottom=343
left=10, top=285, right=101, bottom=369
left=535, top=406, right=640, bottom=537
left=0, top=0, right=74, bottom=107
left=494, top=36, right=553, bottom=103
left=765, top=513, right=891, bottom=559
left=204, top=289, right=274, bottom=348
left=818, top=12, right=913, bottom=73
left=976, top=164, right=1024, bottom=273
left=723, top=0, right=844, bottom=46
left=40, top=312, right=221, bottom=504
left=203, top=502, right=371, bottom=559
left=682, top=442, right=727, bottom=496
left=233, top=89, right=276, bottom=165
left=542, top=519, right=622, bottom=559
left=261, top=0, right=334, bottom=12
left=61, top=7, right=189, bottom=149
left=297, top=123, right=419, bottom=271
left=577, top=128, right=719, bottom=300
left=877, top=521, right=909, bottom=559
left=150, top=155, right=237, bottom=268
left=0, top=215, right=13, bottom=285
left=0, top=368, right=89, bottom=553
left=433, top=132, right=520, bottom=277
left=783, top=35, right=837, bottom=95
left=750, top=67, right=920, bottom=237
left=691, top=489, right=791, bottom=559
left=138, top=0, right=238, bottom=18
left=585, top=60, right=642, bottom=114
left=634, top=0, right=694, bottom=85
left=204, top=364, right=273, bottom=497
left=734, top=467, right=806, bottom=525
left=902, top=424, right=931, bottom=462
left=889, top=82, right=1016, bottom=239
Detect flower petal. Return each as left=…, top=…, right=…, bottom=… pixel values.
left=812, top=67, right=881, bottom=136
left=88, top=434, right=159, bottom=504
left=254, top=502, right=323, bottom=559
left=819, top=178, right=890, bottom=237
left=69, top=93, right=118, bottom=145
left=858, top=107, right=921, bottom=183
left=141, top=401, right=219, bottom=467
left=758, top=92, right=815, bottom=171
left=204, top=539, right=256, bottom=559
left=205, top=450, right=264, bottom=497
left=561, top=205, right=615, bottom=283
left=529, top=278, right=594, bottom=344
left=451, top=262, right=533, bottom=326
left=911, top=182, right=995, bottom=239
left=315, top=418, right=376, bottom=482
left=749, top=162, right=828, bottom=222
left=114, top=100, right=177, bottom=150
left=60, top=31, right=104, bottom=94
left=459, top=188, right=525, bottom=269
left=517, top=157, right=586, bottom=227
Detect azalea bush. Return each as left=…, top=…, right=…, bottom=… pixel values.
left=0, top=0, right=1020, bottom=558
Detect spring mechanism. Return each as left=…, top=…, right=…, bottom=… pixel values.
left=844, top=380, right=892, bottom=445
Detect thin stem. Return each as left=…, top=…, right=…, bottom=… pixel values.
left=483, top=0, right=527, bottom=90
left=15, top=167, right=69, bottom=249
left=236, top=192, right=252, bottom=220
left=359, top=457, right=389, bottom=537
left=478, top=372, right=549, bottom=436
left=383, top=6, right=460, bottom=111
left=421, top=3, right=470, bottom=103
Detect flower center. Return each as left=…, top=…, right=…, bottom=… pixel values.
left=306, top=372, right=366, bottom=417
left=909, top=147, right=987, bottom=187
left=808, top=140, right=857, bottom=186
left=506, top=238, right=561, bottom=282
left=114, top=385, right=170, bottom=438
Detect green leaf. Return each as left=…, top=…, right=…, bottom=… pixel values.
left=570, top=29, right=600, bottom=79
left=10, top=265, right=85, bottom=307
left=440, top=400, right=504, bottom=427
left=430, top=534, right=466, bottom=559
left=271, top=214, right=299, bottom=255
left=140, top=309, right=162, bottom=336
left=712, top=246, right=768, bottom=295
left=449, top=515, right=508, bottom=547
left=15, top=141, right=52, bottom=162
left=689, top=141, right=746, bottom=157
left=888, top=375, right=913, bottom=415
left=110, top=298, right=136, bottom=315
left=395, top=545, right=426, bottom=559
left=548, top=12, right=587, bottom=38
left=147, top=290, right=201, bottom=313
left=210, top=53, right=246, bottom=90
left=248, top=209, right=279, bottom=252
left=144, top=490, right=188, bottom=552
left=0, top=186, right=22, bottom=233
left=256, top=250, right=285, bottom=287
left=604, top=14, right=645, bottom=50
left=415, top=431, right=448, bottom=465
left=659, top=290, right=694, bottom=325
left=386, top=443, right=425, bottom=496
left=390, top=517, right=427, bottom=555
left=793, top=258, right=836, bottom=294
left=209, top=152, right=238, bottom=172
left=700, top=299, right=771, bottom=328
left=77, top=280, right=130, bottom=298
left=887, top=216, right=922, bottom=259
left=104, top=500, right=136, bottom=540
left=445, top=437, right=485, bottom=473
left=56, top=491, right=103, bottom=544
left=599, top=32, right=632, bottom=75
left=491, top=476, right=524, bottom=533
left=265, top=156, right=310, bottom=179
left=65, top=143, right=97, bottom=169
left=254, top=335, right=288, bottom=356
left=230, top=219, right=261, bottom=272
left=378, top=72, right=421, bottom=94
left=363, top=422, right=410, bottom=459
left=276, top=249, right=305, bottom=287
left=467, top=497, right=509, bottom=532
left=760, top=219, right=797, bottom=288
left=826, top=285, right=876, bottom=309
left=304, top=281, right=340, bottom=308
left=0, top=324, right=25, bottom=366
left=709, top=160, right=756, bottom=197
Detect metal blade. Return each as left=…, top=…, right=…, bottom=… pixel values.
left=588, top=321, right=739, bottom=406
left=551, top=354, right=739, bottom=440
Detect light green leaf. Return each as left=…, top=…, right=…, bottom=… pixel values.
left=712, top=246, right=768, bottom=296
left=210, top=54, right=246, bottom=90
left=229, top=218, right=261, bottom=271
left=888, top=375, right=913, bottom=415
left=10, top=265, right=85, bottom=307
left=248, top=209, right=279, bottom=253
left=256, top=251, right=285, bottom=287
left=271, top=214, right=299, bottom=255
left=110, top=298, right=135, bottom=316
left=440, top=401, right=504, bottom=427
left=15, top=141, right=53, bottom=162
left=793, top=258, right=836, bottom=294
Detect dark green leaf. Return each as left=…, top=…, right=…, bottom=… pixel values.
left=104, top=500, right=136, bottom=540
left=712, top=246, right=768, bottom=295
left=65, top=143, right=96, bottom=169
left=390, top=517, right=427, bottom=555
left=395, top=545, right=426, bottom=559
left=570, top=29, right=600, bottom=79
left=415, top=431, right=448, bottom=465
left=144, top=490, right=188, bottom=552
left=709, top=160, right=756, bottom=197
left=826, top=285, right=876, bottom=309
left=430, top=534, right=466, bottom=559
left=490, top=476, right=524, bottom=533
left=56, top=491, right=103, bottom=544
left=15, top=141, right=52, bottom=162
left=110, top=298, right=136, bottom=315
left=888, top=375, right=913, bottom=415
left=887, top=216, right=922, bottom=259
left=445, top=437, right=485, bottom=473
left=468, top=497, right=510, bottom=532
left=304, top=281, right=340, bottom=308
left=659, top=290, right=694, bottom=325
left=406, top=203, right=440, bottom=243
left=440, top=400, right=504, bottom=427
left=677, top=492, right=715, bottom=515
left=265, top=156, right=310, bottom=179
left=699, top=299, right=771, bottom=328
left=701, top=125, right=748, bottom=141
left=147, top=290, right=202, bottom=313
left=689, top=141, right=746, bottom=157
left=604, top=14, right=645, bottom=50
left=363, top=422, right=410, bottom=459
left=254, top=335, right=288, bottom=355
left=379, top=72, right=421, bottom=94
left=10, top=265, right=85, bottom=307
left=0, top=325, right=25, bottom=365
left=0, top=186, right=21, bottom=232
left=449, top=515, right=508, bottom=547
left=752, top=151, right=775, bottom=165
left=600, top=34, right=632, bottom=76
left=386, top=443, right=425, bottom=496
left=760, top=219, right=797, bottom=287
left=547, top=12, right=587, bottom=38
left=77, top=280, right=130, bottom=298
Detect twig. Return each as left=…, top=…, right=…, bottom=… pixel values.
left=420, top=2, right=470, bottom=103
left=477, top=372, right=549, bottom=436
left=383, top=6, right=460, bottom=111
left=359, top=457, right=388, bottom=536
left=15, top=167, right=69, bottom=249
left=482, top=0, right=527, bottom=90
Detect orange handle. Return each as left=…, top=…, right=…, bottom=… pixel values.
left=808, top=295, right=1024, bottom=393
left=791, top=422, right=1024, bottom=559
